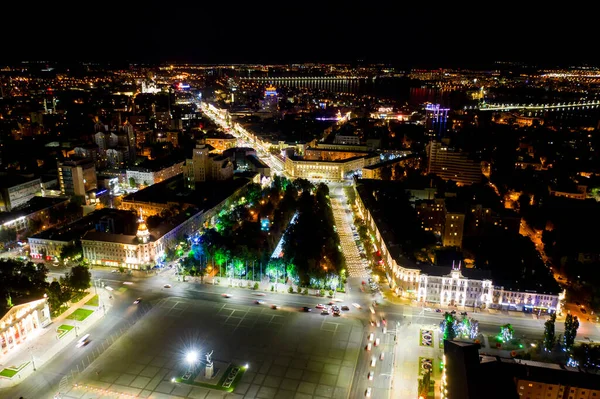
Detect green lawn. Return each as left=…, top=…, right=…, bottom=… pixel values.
left=0, top=368, right=17, bottom=378
left=0, top=362, right=30, bottom=378
left=176, top=365, right=246, bottom=393
left=67, top=308, right=94, bottom=321
left=57, top=324, right=74, bottom=339
left=85, top=295, right=99, bottom=307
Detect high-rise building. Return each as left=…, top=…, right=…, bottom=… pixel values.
left=426, top=141, right=482, bottom=185
left=122, top=121, right=136, bottom=162
left=261, top=85, right=279, bottom=112
left=183, top=144, right=233, bottom=189
left=57, top=158, right=97, bottom=197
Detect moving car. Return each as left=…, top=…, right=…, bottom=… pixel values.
left=366, top=343, right=372, bottom=351
left=76, top=334, right=90, bottom=348
left=316, top=304, right=326, bottom=309
left=352, top=303, right=362, bottom=309
left=255, top=300, right=265, bottom=305
left=271, top=304, right=280, bottom=309
left=222, top=294, right=232, bottom=298
left=374, top=338, right=380, bottom=346
left=321, top=309, right=329, bottom=315
left=341, top=305, right=350, bottom=311
left=380, top=352, right=385, bottom=360
left=368, top=333, right=374, bottom=341
left=163, top=284, right=171, bottom=288
left=302, top=307, right=312, bottom=312
left=133, top=298, right=142, bottom=304
left=365, top=387, right=372, bottom=397
left=370, top=357, right=376, bottom=367
left=368, top=371, right=374, bottom=380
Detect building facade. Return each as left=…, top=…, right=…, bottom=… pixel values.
left=0, top=176, right=41, bottom=211
left=126, top=160, right=184, bottom=186
left=354, top=184, right=564, bottom=314
left=82, top=209, right=205, bottom=269
left=183, top=144, right=234, bottom=188
left=426, top=141, right=482, bottom=185
left=0, top=298, right=51, bottom=359
left=58, top=158, right=97, bottom=197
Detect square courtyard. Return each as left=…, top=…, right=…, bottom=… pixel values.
left=60, top=297, right=364, bottom=399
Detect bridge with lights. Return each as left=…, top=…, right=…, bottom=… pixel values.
left=240, top=76, right=369, bottom=81
left=470, top=100, right=600, bottom=111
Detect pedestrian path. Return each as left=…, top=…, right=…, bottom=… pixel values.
left=331, top=198, right=369, bottom=279
left=0, top=289, right=111, bottom=387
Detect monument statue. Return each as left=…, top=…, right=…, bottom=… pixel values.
left=205, top=350, right=214, bottom=378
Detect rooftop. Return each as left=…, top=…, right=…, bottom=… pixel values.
left=127, top=156, right=185, bottom=173
left=121, top=175, right=251, bottom=212
left=30, top=208, right=134, bottom=243
left=0, top=174, right=40, bottom=189
left=0, top=196, right=69, bottom=225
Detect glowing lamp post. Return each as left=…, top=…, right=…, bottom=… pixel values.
left=186, top=351, right=198, bottom=374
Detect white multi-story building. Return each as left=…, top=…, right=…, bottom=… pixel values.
left=81, top=209, right=205, bottom=269
left=126, top=160, right=184, bottom=187
left=355, top=182, right=565, bottom=314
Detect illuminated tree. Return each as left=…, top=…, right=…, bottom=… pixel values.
left=543, top=313, right=556, bottom=352
left=500, top=324, right=514, bottom=342
left=439, top=312, right=457, bottom=341
left=564, top=314, right=580, bottom=351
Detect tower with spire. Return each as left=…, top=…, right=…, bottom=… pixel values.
left=136, top=208, right=150, bottom=243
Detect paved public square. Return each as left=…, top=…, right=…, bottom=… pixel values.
left=60, top=296, right=364, bottom=399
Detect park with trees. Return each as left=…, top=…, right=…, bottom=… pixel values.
left=0, top=258, right=91, bottom=317
left=173, top=175, right=346, bottom=291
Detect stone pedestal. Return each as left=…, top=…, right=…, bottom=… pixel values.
left=205, top=363, right=214, bottom=379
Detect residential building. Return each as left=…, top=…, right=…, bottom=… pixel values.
left=57, top=158, right=97, bottom=198
left=354, top=180, right=564, bottom=313
left=426, top=141, right=482, bottom=185
left=0, top=197, right=69, bottom=239
left=183, top=144, right=234, bottom=189
left=0, top=175, right=41, bottom=211
left=126, top=159, right=184, bottom=187
left=442, top=340, right=600, bottom=399
left=203, top=134, right=237, bottom=153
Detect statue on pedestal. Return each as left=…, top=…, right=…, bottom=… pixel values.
left=205, top=350, right=214, bottom=378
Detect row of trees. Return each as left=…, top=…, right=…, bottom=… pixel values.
left=0, top=258, right=91, bottom=315
left=543, top=313, right=580, bottom=352
left=46, top=265, right=92, bottom=315
left=176, top=176, right=301, bottom=280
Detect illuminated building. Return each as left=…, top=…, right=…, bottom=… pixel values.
left=261, top=85, right=279, bottom=112
left=426, top=141, right=482, bottom=185
left=355, top=181, right=564, bottom=313
left=203, top=134, right=237, bottom=153
left=183, top=144, right=234, bottom=189
left=57, top=158, right=97, bottom=198
left=0, top=298, right=51, bottom=359
left=125, top=159, right=184, bottom=187
left=0, top=197, right=69, bottom=239
left=0, top=175, right=41, bottom=211
left=443, top=340, right=600, bottom=399
left=82, top=208, right=205, bottom=269
left=285, top=154, right=377, bottom=181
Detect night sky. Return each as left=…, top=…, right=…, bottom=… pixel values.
left=2, top=2, right=597, bottom=67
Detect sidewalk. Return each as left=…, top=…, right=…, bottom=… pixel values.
left=0, top=289, right=111, bottom=387
left=195, top=274, right=349, bottom=301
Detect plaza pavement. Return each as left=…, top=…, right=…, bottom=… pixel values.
left=59, top=296, right=365, bottom=399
